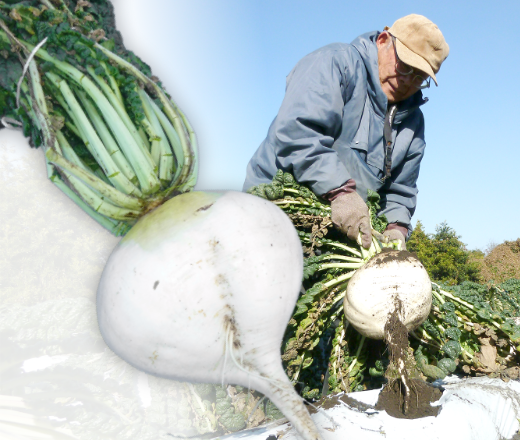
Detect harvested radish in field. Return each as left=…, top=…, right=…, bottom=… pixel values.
left=343, top=249, right=432, bottom=340
left=343, top=249, right=432, bottom=414
left=97, top=191, right=322, bottom=440
left=251, top=172, right=520, bottom=409
left=249, top=175, right=434, bottom=410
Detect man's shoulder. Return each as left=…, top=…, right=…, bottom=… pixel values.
left=306, top=42, right=360, bottom=58
left=298, top=42, right=364, bottom=71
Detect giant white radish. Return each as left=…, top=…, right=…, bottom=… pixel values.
left=343, top=248, right=432, bottom=340
left=0, top=2, right=323, bottom=436
left=97, top=190, right=322, bottom=440
left=343, top=248, right=432, bottom=414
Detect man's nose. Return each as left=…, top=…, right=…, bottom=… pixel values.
left=396, top=74, right=413, bottom=86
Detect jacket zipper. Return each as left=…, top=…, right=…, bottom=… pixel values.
left=382, top=104, right=397, bottom=182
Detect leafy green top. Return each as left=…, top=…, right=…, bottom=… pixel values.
left=0, top=0, right=157, bottom=132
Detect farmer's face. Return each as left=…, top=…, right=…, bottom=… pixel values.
left=376, top=32, right=424, bottom=104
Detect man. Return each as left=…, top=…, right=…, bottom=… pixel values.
left=242, top=14, right=449, bottom=249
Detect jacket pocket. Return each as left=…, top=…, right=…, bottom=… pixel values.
left=349, top=98, right=370, bottom=161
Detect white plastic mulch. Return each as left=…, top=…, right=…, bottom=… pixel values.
left=1, top=130, right=520, bottom=440
left=219, top=376, right=520, bottom=440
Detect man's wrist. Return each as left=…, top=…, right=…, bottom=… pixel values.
left=385, top=222, right=409, bottom=240
left=323, top=179, right=357, bottom=202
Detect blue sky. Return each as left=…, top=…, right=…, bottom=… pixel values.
left=113, top=0, right=520, bottom=252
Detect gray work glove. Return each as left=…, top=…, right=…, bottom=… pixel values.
left=330, top=192, right=372, bottom=249
left=383, top=228, right=407, bottom=250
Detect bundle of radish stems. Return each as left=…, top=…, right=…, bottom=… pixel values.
left=0, top=0, right=197, bottom=236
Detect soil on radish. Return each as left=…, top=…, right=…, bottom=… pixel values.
left=375, top=378, right=442, bottom=419
left=375, top=299, right=442, bottom=419
left=375, top=247, right=421, bottom=264
left=312, top=379, right=441, bottom=419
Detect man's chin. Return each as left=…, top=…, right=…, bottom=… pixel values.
left=382, top=85, right=400, bottom=103
left=387, top=90, right=412, bottom=104
left=384, top=91, right=399, bottom=104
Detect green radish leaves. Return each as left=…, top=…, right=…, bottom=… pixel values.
left=253, top=172, right=520, bottom=397
left=0, top=0, right=198, bottom=233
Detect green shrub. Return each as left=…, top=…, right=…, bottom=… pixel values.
left=407, top=221, right=481, bottom=285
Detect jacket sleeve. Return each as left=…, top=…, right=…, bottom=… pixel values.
left=378, top=119, right=426, bottom=236
left=266, top=48, right=355, bottom=195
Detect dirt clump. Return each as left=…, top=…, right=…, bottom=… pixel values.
left=375, top=379, right=442, bottom=419
left=383, top=299, right=416, bottom=414
left=377, top=298, right=444, bottom=418
left=311, top=393, right=375, bottom=414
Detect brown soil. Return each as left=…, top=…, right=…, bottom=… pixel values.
left=383, top=298, right=417, bottom=414
left=478, top=240, right=520, bottom=282
left=375, top=378, right=442, bottom=419
left=311, top=376, right=442, bottom=420
left=377, top=298, right=442, bottom=419
left=384, top=304, right=409, bottom=374
left=310, top=393, right=376, bottom=414
left=376, top=247, right=422, bottom=264
left=313, top=298, right=444, bottom=421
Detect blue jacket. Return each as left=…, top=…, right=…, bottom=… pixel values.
left=243, top=31, right=428, bottom=232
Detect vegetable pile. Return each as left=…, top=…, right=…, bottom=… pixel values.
left=0, top=0, right=197, bottom=235
left=249, top=171, right=520, bottom=400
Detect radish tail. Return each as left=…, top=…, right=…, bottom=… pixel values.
left=253, top=364, right=322, bottom=440
left=224, top=329, right=322, bottom=440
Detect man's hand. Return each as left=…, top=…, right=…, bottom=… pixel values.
left=330, top=192, right=372, bottom=248
left=383, top=226, right=407, bottom=250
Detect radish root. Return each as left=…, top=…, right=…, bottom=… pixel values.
left=223, top=326, right=329, bottom=439
left=384, top=298, right=413, bottom=415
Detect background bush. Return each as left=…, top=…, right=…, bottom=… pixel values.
left=407, top=221, right=483, bottom=285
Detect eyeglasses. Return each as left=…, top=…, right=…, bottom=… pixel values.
left=390, top=35, right=430, bottom=90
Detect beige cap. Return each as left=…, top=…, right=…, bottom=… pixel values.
left=385, top=14, right=449, bottom=85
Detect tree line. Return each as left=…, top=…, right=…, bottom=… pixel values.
left=407, top=221, right=484, bottom=285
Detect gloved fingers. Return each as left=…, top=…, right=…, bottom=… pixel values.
left=345, top=217, right=372, bottom=249
left=371, top=229, right=388, bottom=244
left=346, top=223, right=359, bottom=243
left=383, top=229, right=406, bottom=250
left=330, top=191, right=372, bottom=246
left=358, top=219, right=372, bottom=249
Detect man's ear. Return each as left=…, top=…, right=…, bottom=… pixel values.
left=376, top=31, right=391, bottom=49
